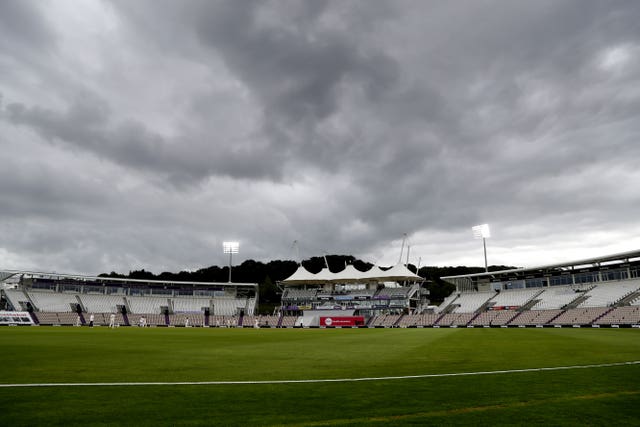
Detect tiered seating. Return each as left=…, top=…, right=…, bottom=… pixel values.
left=128, top=313, right=166, bottom=326
left=173, top=297, right=210, bottom=313
left=210, top=315, right=238, bottom=327
left=242, top=315, right=279, bottom=327
left=86, top=312, right=104, bottom=325
left=490, top=311, right=520, bottom=325
left=3, top=289, right=30, bottom=310
left=370, top=314, right=400, bottom=327
left=80, top=294, right=126, bottom=313
left=241, top=315, right=256, bottom=327
left=489, top=288, right=541, bottom=308
left=434, top=293, right=459, bottom=313
left=35, top=312, right=61, bottom=325
left=34, top=311, right=82, bottom=326
left=436, top=313, right=474, bottom=326
left=169, top=313, right=205, bottom=327
left=283, top=289, right=318, bottom=299
left=451, top=292, right=495, bottom=313
left=594, top=306, right=640, bottom=325
left=90, top=312, right=125, bottom=326
left=397, top=313, right=438, bottom=327
left=213, top=298, right=245, bottom=315
left=579, top=281, right=640, bottom=307
left=375, top=287, right=412, bottom=299
left=508, top=309, right=563, bottom=326
left=530, top=286, right=582, bottom=310
left=57, top=312, right=80, bottom=325
left=470, top=310, right=518, bottom=326
left=280, top=316, right=297, bottom=327
left=28, top=290, right=78, bottom=312
left=550, top=307, right=609, bottom=325
left=126, top=296, right=168, bottom=314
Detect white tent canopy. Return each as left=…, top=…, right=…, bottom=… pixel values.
left=372, top=263, right=422, bottom=281
left=331, top=265, right=369, bottom=283
left=281, top=265, right=321, bottom=284
left=314, top=267, right=334, bottom=282
left=281, top=263, right=421, bottom=285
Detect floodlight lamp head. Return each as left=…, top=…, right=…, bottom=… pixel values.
left=472, top=224, right=491, bottom=239
left=223, top=241, right=239, bottom=254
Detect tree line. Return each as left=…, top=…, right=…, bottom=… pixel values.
left=99, top=255, right=514, bottom=311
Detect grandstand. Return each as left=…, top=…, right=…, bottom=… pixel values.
left=279, top=262, right=427, bottom=326
left=2, top=249, right=640, bottom=328
left=435, top=249, right=640, bottom=328
left=0, top=270, right=258, bottom=327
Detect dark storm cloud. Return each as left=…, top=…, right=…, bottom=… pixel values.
left=193, top=1, right=399, bottom=123
left=112, top=0, right=403, bottom=168
left=1, top=93, right=283, bottom=184
left=2, top=0, right=640, bottom=273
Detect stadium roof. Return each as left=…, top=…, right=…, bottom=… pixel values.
left=441, top=249, right=640, bottom=293
left=281, top=263, right=422, bottom=285
left=441, top=248, right=640, bottom=281
left=0, top=269, right=257, bottom=288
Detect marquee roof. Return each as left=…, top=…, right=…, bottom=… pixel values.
left=281, top=263, right=421, bottom=285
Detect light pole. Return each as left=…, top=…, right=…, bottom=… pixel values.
left=472, top=224, right=491, bottom=272
left=223, top=241, right=239, bottom=283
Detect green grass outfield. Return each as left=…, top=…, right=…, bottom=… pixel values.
left=0, top=327, right=639, bottom=426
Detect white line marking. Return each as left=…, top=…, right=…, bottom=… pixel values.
left=1, top=360, right=638, bottom=388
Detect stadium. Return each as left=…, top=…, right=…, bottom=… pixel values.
left=1, top=250, right=639, bottom=426
left=3, top=249, right=639, bottom=329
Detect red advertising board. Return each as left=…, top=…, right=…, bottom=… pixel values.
left=320, top=316, right=365, bottom=327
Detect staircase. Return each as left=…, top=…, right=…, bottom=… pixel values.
left=616, top=290, right=640, bottom=307
left=518, top=299, right=540, bottom=312
left=29, top=311, right=40, bottom=325
left=547, top=310, right=565, bottom=324
left=505, top=310, right=522, bottom=325
left=475, top=300, right=495, bottom=314
left=393, top=314, right=405, bottom=327
left=591, top=307, right=614, bottom=325
left=564, top=294, right=590, bottom=309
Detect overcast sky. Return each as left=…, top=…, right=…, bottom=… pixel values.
left=2, top=0, right=640, bottom=275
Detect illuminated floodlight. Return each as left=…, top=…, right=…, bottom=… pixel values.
left=471, top=224, right=490, bottom=272
left=223, top=241, right=239, bottom=282
left=472, top=224, right=491, bottom=239
left=223, top=241, right=239, bottom=254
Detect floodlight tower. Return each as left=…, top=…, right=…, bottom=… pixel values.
left=223, top=241, right=239, bottom=283
left=398, top=233, right=407, bottom=264
left=472, top=224, right=491, bottom=272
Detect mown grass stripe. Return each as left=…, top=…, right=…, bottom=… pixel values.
left=288, top=390, right=640, bottom=426
left=1, top=360, right=638, bottom=388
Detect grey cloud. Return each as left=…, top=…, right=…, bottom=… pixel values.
left=0, top=0, right=55, bottom=53
left=192, top=1, right=400, bottom=129
left=2, top=94, right=283, bottom=184
left=3, top=1, right=640, bottom=273
left=113, top=1, right=401, bottom=163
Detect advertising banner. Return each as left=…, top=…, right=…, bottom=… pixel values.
left=0, top=311, right=34, bottom=325
left=320, top=316, right=365, bottom=327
